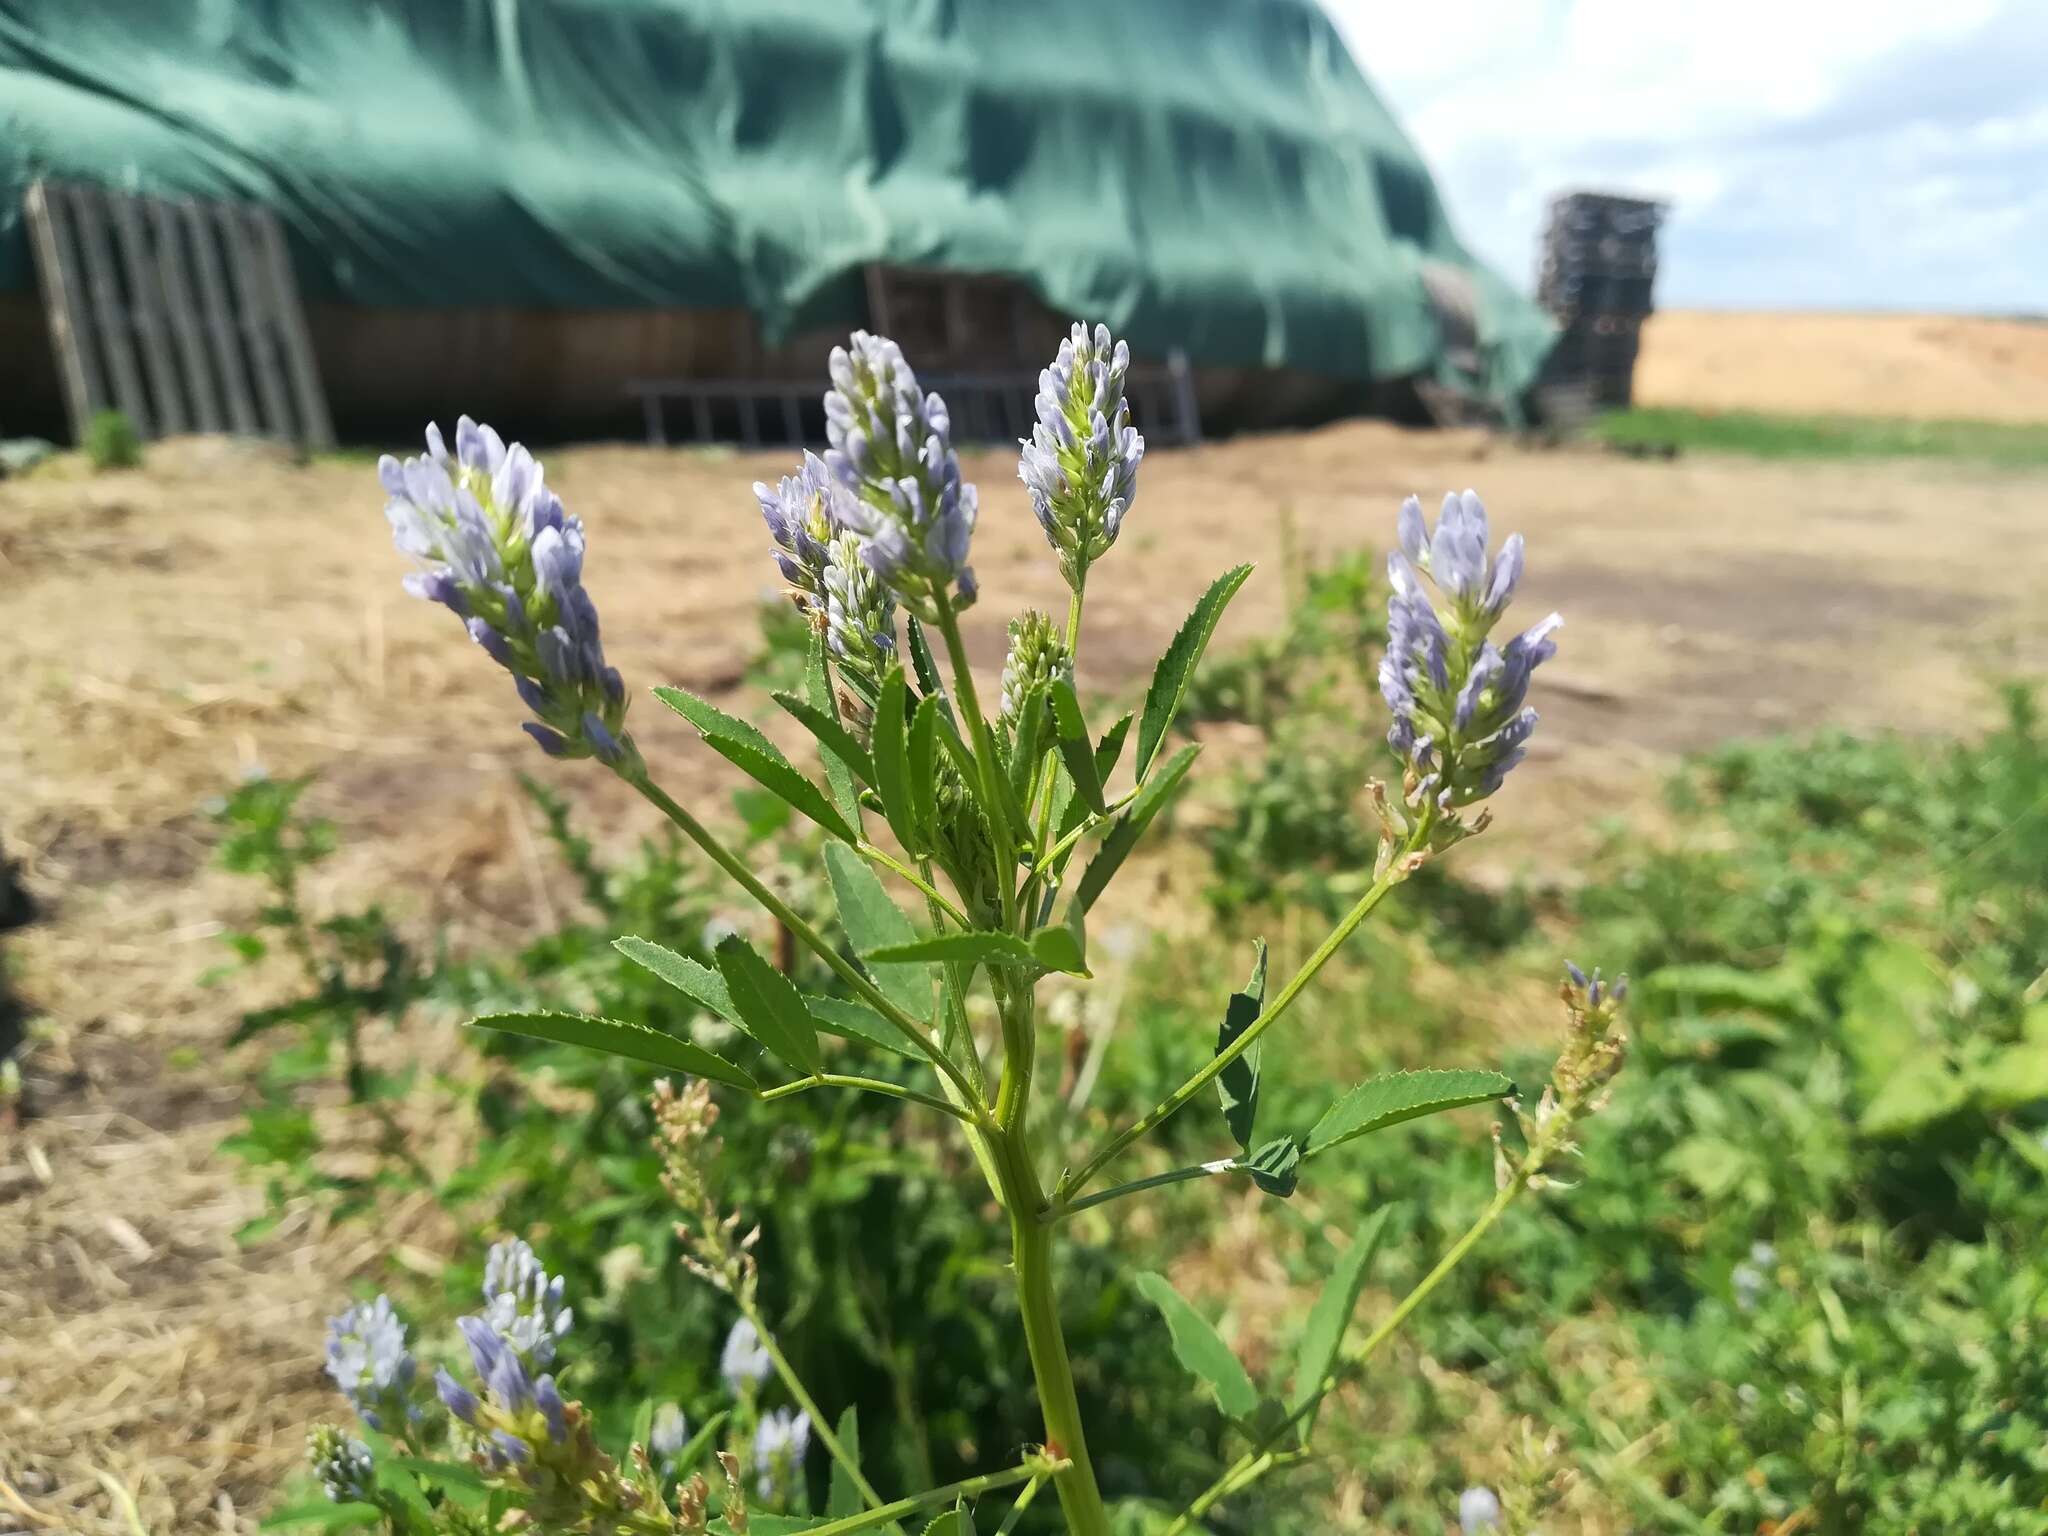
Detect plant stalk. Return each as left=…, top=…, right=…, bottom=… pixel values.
left=740, top=1294, right=899, bottom=1528
left=989, top=1120, right=1113, bottom=1536
left=1059, top=822, right=1430, bottom=1200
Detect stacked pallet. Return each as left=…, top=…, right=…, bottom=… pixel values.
left=1537, top=191, right=1665, bottom=408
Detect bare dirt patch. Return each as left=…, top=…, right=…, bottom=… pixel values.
left=3, top=422, right=2046, bottom=1530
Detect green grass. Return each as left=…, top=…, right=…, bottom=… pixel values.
left=1593, top=407, right=2048, bottom=467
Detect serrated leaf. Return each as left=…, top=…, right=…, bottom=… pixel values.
left=715, top=936, right=823, bottom=1075
left=908, top=693, right=940, bottom=838
left=827, top=1405, right=863, bottom=1517
left=1136, top=563, right=1254, bottom=780
left=1305, top=1068, right=1513, bottom=1156
left=1073, top=743, right=1201, bottom=914
left=614, top=936, right=737, bottom=1022
left=870, top=665, right=923, bottom=855
left=1215, top=941, right=1268, bottom=1152
left=656, top=685, right=858, bottom=844
left=471, top=1011, right=756, bottom=1091
left=905, top=616, right=952, bottom=723
left=1288, top=1207, right=1393, bottom=1429
left=775, top=687, right=877, bottom=793
left=866, top=929, right=1085, bottom=977
left=1134, top=1271, right=1259, bottom=1420
left=1048, top=678, right=1108, bottom=815
left=808, top=625, right=865, bottom=833
left=1239, top=1134, right=1300, bottom=1197
left=806, top=996, right=919, bottom=1059
left=823, top=843, right=932, bottom=1024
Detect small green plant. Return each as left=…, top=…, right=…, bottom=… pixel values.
left=84, top=407, right=141, bottom=470
left=208, top=774, right=433, bottom=1239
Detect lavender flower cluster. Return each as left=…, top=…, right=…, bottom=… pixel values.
left=1379, top=491, right=1561, bottom=811
left=822, top=331, right=979, bottom=615
left=755, top=451, right=897, bottom=694
left=1018, top=322, right=1146, bottom=587
left=382, top=417, right=631, bottom=765
left=310, top=1241, right=812, bottom=1517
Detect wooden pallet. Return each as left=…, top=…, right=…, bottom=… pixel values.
left=22, top=179, right=333, bottom=448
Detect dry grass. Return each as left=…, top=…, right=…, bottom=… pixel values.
left=1638, top=310, right=2048, bottom=423
left=3, top=420, right=2047, bottom=1530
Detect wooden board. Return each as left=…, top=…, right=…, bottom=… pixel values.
left=20, top=179, right=333, bottom=446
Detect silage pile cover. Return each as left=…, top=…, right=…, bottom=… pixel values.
left=0, top=0, right=1551, bottom=404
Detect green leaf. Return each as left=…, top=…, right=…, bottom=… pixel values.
left=1005, top=689, right=1048, bottom=809
left=775, top=689, right=878, bottom=793
left=715, top=935, right=823, bottom=1076
left=1239, top=1134, right=1301, bottom=1197
left=1030, top=905, right=1090, bottom=977
left=1859, top=1057, right=1970, bottom=1138
left=823, top=843, right=933, bottom=1024
left=1135, top=563, right=1253, bottom=780
left=656, top=685, right=858, bottom=844
left=870, top=665, right=923, bottom=855
left=905, top=616, right=954, bottom=726
left=1288, top=1208, right=1394, bottom=1429
left=1646, top=961, right=1823, bottom=1024
left=614, top=936, right=737, bottom=1022
left=1073, top=744, right=1201, bottom=914
left=1133, top=1271, right=1259, bottom=1420
left=1048, top=678, right=1108, bottom=815
left=1305, top=1068, right=1513, bottom=1156
left=808, top=625, right=865, bottom=832
left=807, top=996, right=919, bottom=1059
left=1215, top=941, right=1268, bottom=1152
left=1664, top=1135, right=1757, bottom=1200
left=866, top=930, right=1086, bottom=977
left=827, top=1405, right=863, bottom=1518
left=1972, top=1041, right=2048, bottom=1112
left=472, top=1011, right=757, bottom=1091
left=908, top=693, right=941, bottom=839
left=1839, top=939, right=1948, bottom=1097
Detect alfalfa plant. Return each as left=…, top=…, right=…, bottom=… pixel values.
left=303, top=327, right=1628, bottom=1533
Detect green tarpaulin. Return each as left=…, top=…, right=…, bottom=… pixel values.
left=0, top=0, right=1552, bottom=406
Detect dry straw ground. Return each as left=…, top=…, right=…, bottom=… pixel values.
left=4, top=325, right=2047, bottom=1531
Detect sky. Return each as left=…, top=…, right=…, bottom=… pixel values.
left=1323, top=0, right=2048, bottom=313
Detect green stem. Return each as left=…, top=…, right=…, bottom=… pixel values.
left=989, top=1125, right=1113, bottom=1536
left=741, top=1296, right=898, bottom=1527
left=1063, top=582, right=1086, bottom=663
left=1162, top=1159, right=1532, bottom=1535
left=1018, top=783, right=1140, bottom=912
left=793, top=1457, right=1065, bottom=1536
left=1060, top=823, right=1430, bottom=1200
left=860, top=842, right=970, bottom=928
left=996, top=1472, right=1050, bottom=1536
left=1057, top=1158, right=1237, bottom=1218
left=760, top=1073, right=976, bottom=1123
left=623, top=768, right=983, bottom=1115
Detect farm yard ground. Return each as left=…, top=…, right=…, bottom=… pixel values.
left=5, top=330, right=2048, bottom=1530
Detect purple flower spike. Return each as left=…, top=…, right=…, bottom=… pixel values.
left=1376, top=489, right=1558, bottom=811
left=1018, top=321, right=1145, bottom=589
left=821, top=332, right=978, bottom=617
left=381, top=419, right=634, bottom=767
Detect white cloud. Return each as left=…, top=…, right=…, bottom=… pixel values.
left=1321, top=0, right=2046, bottom=311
